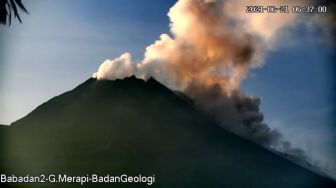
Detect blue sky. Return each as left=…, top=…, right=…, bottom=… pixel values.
left=0, top=0, right=335, bottom=176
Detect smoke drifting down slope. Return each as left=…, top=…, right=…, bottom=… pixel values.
left=92, top=0, right=330, bottom=173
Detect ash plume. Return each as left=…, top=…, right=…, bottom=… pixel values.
left=94, top=0, right=313, bottom=92
left=184, top=82, right=309, bottom=159
left=92, top=0, right=334, bottom=176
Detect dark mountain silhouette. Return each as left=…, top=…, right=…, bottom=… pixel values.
left=1, top=76, right=335, bottom=188
left=0, top=126, right=8, bottom=186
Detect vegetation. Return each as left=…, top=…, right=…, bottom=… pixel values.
left=0, top=0, right=28, bottom=26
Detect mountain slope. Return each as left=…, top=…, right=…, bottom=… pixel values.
left=2, top=76, right=335, bottom=188
left=0, top=126, right=7, bottom=170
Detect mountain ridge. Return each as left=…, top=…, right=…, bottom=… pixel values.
left=10, top=76, right=171, bottom=127
left=2, top=76, right=336, bottom=188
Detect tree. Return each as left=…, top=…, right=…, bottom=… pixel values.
left=0, top=0, right=28, bottom=26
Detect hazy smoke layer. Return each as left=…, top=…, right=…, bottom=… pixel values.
left=93, top=0, right=332, bottom=174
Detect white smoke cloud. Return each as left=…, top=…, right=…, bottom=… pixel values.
left=93, top=53, right=134, bottom=80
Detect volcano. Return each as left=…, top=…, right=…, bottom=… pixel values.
left=1, top=76, right=335, bottom=188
